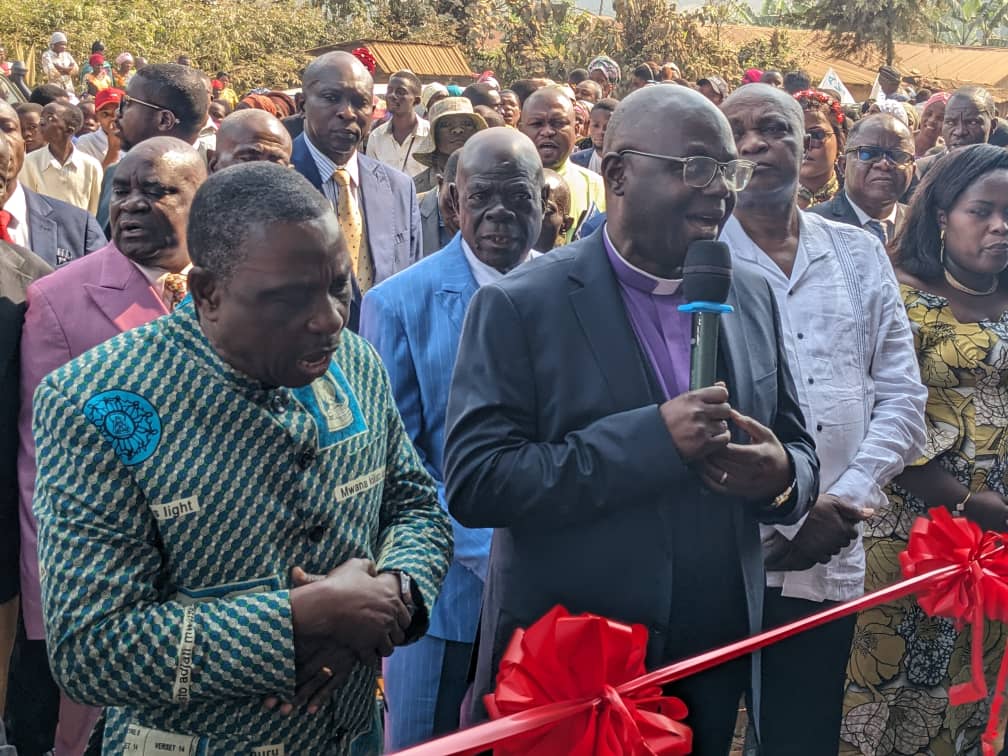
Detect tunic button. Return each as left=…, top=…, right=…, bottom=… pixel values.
left=308, top=525, right=326, bottom=542
left=297, top=447, right=316, bottom=469
left=271, top=393, right=288, bottom=414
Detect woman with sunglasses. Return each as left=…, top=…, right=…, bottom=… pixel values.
left=839, top=143, right=1008, bottom=756
left=794, top=89, right=848, bottom=209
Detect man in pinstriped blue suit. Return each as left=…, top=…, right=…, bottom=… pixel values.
left=360, top=127, right=548, bottom=749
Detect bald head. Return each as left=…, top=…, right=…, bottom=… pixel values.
left=303, top=51, right=373, bottom=92
left=602, top=85, right=739, bottom=277
left=211, top=109, right=292, bottom=173
left=111, top=137, right=206, bottom=272
left=453, top=127, right=546, bottom=270
left=722, top=84, right=804, bottom=137
left=302, top=51, right=374, bottom=164
left=0, top=101, right=24, bottom=192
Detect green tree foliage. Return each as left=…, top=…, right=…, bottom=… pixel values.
left=788, top=0, right=943, bottom=65
left=932, top=0, right=1008, bottom=46
left=0, top=0, right=348, bottom=92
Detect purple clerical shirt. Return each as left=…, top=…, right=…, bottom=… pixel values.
left=603, top=225, right=692, bottom=399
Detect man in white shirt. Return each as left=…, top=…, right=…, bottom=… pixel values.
left=366, top=69, right=429, bottom=178
left=720, top=85, right=927, bottom=756
left=20, top=102, right=102, bottom=215
left=0, top=101, right=106, bottom=268
left=75, top=87, right=124, bottom=169
left=360, top=126, right=545, bottom=751
left=808, top=113, right=913, bottom=242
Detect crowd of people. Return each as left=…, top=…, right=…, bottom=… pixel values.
left=0, top=29, right=1006, bottom=756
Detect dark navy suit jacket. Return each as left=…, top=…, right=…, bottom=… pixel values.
left=23, top=187, right=106, bottom=268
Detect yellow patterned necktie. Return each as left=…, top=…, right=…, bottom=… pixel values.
left=331, top=167, right=372, bottom=290
left=162, top=272, right=188, bottom=311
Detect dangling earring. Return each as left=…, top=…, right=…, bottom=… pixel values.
left=939, top=229, right=946, bottom=267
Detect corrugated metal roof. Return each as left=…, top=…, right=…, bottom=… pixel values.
left=305, top=40, right=473, bottom=81
left=718, top=24, right=1008, bottom=91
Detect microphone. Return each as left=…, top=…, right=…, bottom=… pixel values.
left=678, top=240, right=734, bottom=390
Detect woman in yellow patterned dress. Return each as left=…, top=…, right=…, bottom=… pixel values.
left=840, top=144, right=1008, bottom=756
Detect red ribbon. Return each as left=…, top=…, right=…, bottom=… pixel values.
left=900, top=507, right=1008, bottom=755
left=485, top=606, right=691, bottom=755
left=351, top=47, right=377, bottom=75
left=392, top=508, right=1008, bottom=756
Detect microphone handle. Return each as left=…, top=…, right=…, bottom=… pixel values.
left=689, top=311, right=721, bottom=390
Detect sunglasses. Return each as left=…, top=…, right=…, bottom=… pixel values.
left=119, top=94, right=178, bottom=126
left=806, top=127, right=833, bottom=148
left=845, top=146, right=914, bottom=166
left=616, top=150, right=756, bottom=191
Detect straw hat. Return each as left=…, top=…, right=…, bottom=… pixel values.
left=412, top=97, right=488, bottom=168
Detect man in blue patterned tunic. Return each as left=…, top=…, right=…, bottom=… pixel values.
left=31, top=162, right=453, bottom=754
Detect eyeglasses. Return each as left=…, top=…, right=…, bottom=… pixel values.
left=616, top=150, right=756, bottom=191
left=119, top=94, right=178, bottom=125
left=845, top=145, right=914, bottom=166
left=806, top=127, right=834, bottom=148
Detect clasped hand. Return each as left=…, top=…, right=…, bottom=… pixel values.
left=764, top=494, right=873, bottom=572
left=263, top=558, right=411, bottom=715
left=660, top=384, right=791, bottom=500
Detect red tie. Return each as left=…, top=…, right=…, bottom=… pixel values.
left=0, top=210, right=13, bottom=243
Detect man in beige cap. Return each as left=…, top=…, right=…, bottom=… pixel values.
left=411, top=97, right=487, bottom=193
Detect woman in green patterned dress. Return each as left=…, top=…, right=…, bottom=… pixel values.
left=840, top=144, right=1008, bottom=756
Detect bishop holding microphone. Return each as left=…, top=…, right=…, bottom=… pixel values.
left=444, top=85, right=819, bottom=754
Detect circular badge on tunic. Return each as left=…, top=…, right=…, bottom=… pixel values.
left=83, top=390, right=162, bottom=466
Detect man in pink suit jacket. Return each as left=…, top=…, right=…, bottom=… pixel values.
left=14, top=137, right=205, bottom=755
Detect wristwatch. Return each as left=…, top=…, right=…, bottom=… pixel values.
left=771, top=478, right=797, bottom=508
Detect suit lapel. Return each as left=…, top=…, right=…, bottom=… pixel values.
left=25, top=191, right=58, bottom=268
left=292, top=135, right=324, bottom=192
left=357, top=155, right=393, bottom=281
left=0, top=242, right=31, bottom=301
left=83, top=246, right=168, bottom=331
left=568, top=233, right=661, bottom=409
left=434, top=237, right=477, bottom=334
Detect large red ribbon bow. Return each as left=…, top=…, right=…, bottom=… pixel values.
left=901, top=507, right=1008, bottom=755
left=485, top=605, right=692, bottom=755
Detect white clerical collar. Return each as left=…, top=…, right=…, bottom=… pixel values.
left=603, top=224, right=682, bottom=295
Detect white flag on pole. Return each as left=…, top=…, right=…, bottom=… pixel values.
left=819, top=67, right=856, bottom=104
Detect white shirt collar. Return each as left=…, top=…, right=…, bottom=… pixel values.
left=460, top=237, right=537, bottom=287
left=5, top=182, right=27, bottom=230
left=40, top=145, right=82, bottom=171
left=844, top=190, right=898, bottom=227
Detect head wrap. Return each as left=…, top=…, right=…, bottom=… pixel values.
left=742, top=68, right=763, bottom=85
left=265, top=91, right=296, bottom=118
left=446, top=84, right=464, bottom=97
left=240, top=94, right=279, bottom=117
left=89, top=54, right=104, bottom=69
left=875, top=98, right=909, bottom=125
left=115, top=52, right=133, bottom=66
left=924, top=91, right=951, bottom=110
left=588, top=55, right=621, bottom=84
left=50, top=32, right=67, bottom=46
left=351, top=47, right=376, bottom=75
left=476, top=70, right=501, bottom=90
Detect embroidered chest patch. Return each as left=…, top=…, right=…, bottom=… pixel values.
left=291, top=364, right=367, bottom=449
left=83, top=390, right=162, bottom=465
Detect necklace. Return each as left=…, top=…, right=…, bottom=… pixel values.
left=944, top=268, right=999, bottom=296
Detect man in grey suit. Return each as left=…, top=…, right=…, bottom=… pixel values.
left=292, top=51, right=422, bottom=291
left=0, top=101, right=105, bottom=267
left=444, top=85, right=818, bottom=754
left=809, top=113, right=913, bottom=245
